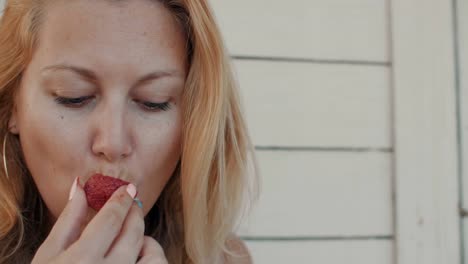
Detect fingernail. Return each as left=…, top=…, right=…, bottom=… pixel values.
left=126, top=184, right=137, bottom=199
left=134, top=197, right=143, bottom=209
left=68, top=177, right=78, bottom=201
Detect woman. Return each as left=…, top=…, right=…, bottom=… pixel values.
left=0, top=0, right=258, bottom=263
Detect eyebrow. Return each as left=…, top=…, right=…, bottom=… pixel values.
left=41, top=64, right=182, bottom=88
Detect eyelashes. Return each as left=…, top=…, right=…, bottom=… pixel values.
left=54, top=96, right=93, bottom=107
left=54, top=96, right=172, bottom=112
left=139, top=101, right=171, bottom=111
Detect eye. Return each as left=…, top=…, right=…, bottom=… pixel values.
left=55, top=96, right=94, bottom=107
left=139, top=101, right=171, bottom=112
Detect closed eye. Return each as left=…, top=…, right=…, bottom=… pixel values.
left=54, top=96, right=94, bottom=107
left=54, top=96, right=171, bottom=112
left=138, top=101, right=171, bottom=112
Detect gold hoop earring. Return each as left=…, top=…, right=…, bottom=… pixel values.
left=3, top=133, right=9, bottom=179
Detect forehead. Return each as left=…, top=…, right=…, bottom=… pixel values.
left=32, top=0, right=187, bottom=76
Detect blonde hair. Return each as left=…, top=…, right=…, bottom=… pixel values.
left=0, top=0, right=259, bottom=263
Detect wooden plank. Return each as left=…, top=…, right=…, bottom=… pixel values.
left=235, top=60, right=391, bottom=148
left=457, top=1, right=468, bottom=261
left=458, top=0, right=468, bottom=209
left=463, top=218, right=468, bottom=262
left=391, top=0, right=460, bottom=263
left=244, top=240, right=393, bottom=264
left=210, top=0, right=389, bottom=62
left=238, top=151, right=392, bottom=236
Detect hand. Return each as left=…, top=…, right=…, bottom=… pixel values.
left=31, top=178, right=168, bottom=264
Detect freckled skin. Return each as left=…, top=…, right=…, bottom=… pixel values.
left=9, top=0, right=187, bottom=225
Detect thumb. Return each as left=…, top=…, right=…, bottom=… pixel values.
left=36, top=177, right=89, bottom=260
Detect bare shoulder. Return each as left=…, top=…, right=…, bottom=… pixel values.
left=223, top=235, right=253, bottom=264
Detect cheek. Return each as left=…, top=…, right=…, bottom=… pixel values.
left=137, top=115, right=182, bottom=212
left=18, top=105, right=84, bottom=219
left=139, top=110, right=182, bottom=163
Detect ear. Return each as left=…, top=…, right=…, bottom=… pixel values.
left=8, top=110, right=19, bottom=135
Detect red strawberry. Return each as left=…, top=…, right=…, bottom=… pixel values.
left=84, top=174, right=130, bottom=211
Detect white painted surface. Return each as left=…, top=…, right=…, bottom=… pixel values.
left=235, top=60, right=391, bottom=148
left=212, top=0, right=394, bottom=263
left=239, top=151, right=392, bottom=236
left=458, top=0, right=468, bottom=208
left=211, top=0, right=389, bottom=62
left=245, top=240, right=393, bottom=264
left=391, top=0, right=461, bottom=263
left=464, top=218, right=468, bottom=262
left=457, top=0, right=468, bottom=261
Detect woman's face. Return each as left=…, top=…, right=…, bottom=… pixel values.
left=9, top=0, right=187, bottom=222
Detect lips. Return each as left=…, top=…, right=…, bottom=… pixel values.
left=83, top=174, right=131, bottom=211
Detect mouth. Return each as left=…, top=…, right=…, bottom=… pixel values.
left=83, top=173, right=136, bottom=211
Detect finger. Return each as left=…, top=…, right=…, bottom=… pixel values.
left=137, top=236, right=167, bottom=264
left=105, top=202, right=145, bottom=263
left=76, top=184, right=136, bottom=258
left=35, top=177, right=88, bottom=262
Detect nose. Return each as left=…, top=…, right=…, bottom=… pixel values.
left=91, top=105, right=133, bottom=162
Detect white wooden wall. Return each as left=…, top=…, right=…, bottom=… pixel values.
left=392, top=0, right=460, bottom=263
left=210, top=0, right=394, bottom=263
left=213, top=0, right=463, bottom=263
